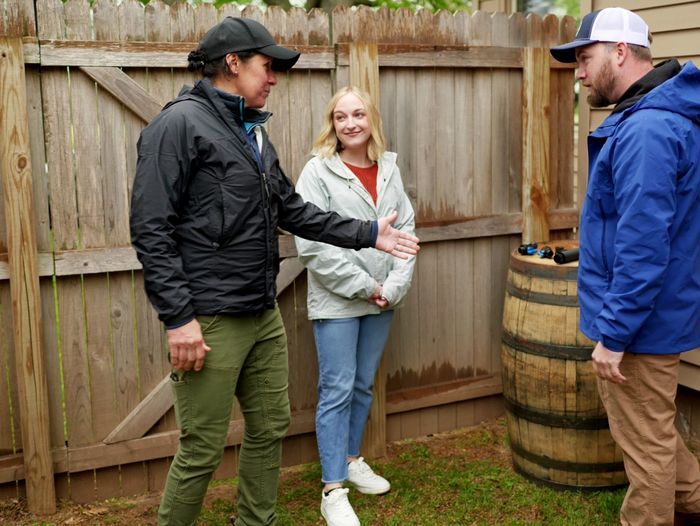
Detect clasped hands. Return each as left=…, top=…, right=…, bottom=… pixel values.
left=370, top=285, right=390, bottom=309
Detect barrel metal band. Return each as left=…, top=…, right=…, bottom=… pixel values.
left=501, top=330, right=593, bottom=361
left=509, top=257, right=579, bottom=281
left=510, top=441, right=625, bottom=474
left=506, top=281, right=579, bottom=307
left=504, top=397, right=610, bottom=430
left=512, top=463, right=628, bottom=492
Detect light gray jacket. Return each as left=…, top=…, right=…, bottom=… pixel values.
left=295, top=152, right=416, bottom=320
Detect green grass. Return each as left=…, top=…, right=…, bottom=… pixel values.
left=195, top=419, right=625, bottom=526
left=1, top=419, right=626, bottom=525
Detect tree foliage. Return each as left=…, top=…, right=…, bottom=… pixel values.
left=181, top=0, right=579, bottom=18
left=192, top=0, right=471, bottom=13
left=553, top=0, right=579, bottom=20
left=367, top=0, right=471, bottom=12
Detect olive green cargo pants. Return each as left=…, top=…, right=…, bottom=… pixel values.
left=158, top=307, right=290, bottom=526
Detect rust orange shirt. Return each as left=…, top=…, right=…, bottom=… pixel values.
left=344, top=162, right=378, bottom=204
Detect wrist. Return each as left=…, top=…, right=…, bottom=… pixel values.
left=369, top=220, right=378, bottom=247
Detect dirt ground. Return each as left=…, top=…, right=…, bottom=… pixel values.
left=0, top=420, right=510, bottom=526
left=2, top=471, right=244, bottom=525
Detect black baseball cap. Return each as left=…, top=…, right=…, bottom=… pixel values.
left=550, top=7, right=650, bottom=63
left=197, top=17, right=300, bottom=72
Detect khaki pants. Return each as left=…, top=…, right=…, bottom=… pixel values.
left=598, top=353, right=700, bottom=526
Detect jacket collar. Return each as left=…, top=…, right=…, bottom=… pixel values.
left=187, top=78, right=272, bottom=137
left=612, top=59, right=681, bottom=114
left=320, top=152, right=398, bottom=209
left=213, top=86, right=272, bottom=131
left=322, top=151, right=397, bottom=182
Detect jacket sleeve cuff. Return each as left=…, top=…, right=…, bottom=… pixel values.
left=164, top=314, right=196, bottom=331
left=601, top=334, right=626, bottom=353
left=379, top=284, right=396, bottom=305
left=363, top=279, right=378, bottom=300
left=369, top=221, right=378, bottom=247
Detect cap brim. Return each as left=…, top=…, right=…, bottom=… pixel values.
left=259, top=44, right=301, bottom=71
left=550, top=39, right=597, bottom=63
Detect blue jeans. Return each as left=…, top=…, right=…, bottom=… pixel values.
left=312, top=311, right=394, bottom=484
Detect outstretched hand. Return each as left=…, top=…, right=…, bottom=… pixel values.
left=375, top=211, right=420, bottom=259
left=591, top=341, right=626, bottom=384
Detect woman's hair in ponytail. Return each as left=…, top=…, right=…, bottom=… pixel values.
left=187, top=49, right=258, bottom=79
left=187, top=49, right=206, bottom=73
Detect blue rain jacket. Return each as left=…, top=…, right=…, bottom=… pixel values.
left=578, top=61, right=700, bottom=354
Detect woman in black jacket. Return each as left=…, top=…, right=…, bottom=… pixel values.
left=130, top=16, right=418, bottom=526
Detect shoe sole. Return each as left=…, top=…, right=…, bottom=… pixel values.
left=321, top=507, right=361, bottom=526
left=350, top=484, right=391, bottom=495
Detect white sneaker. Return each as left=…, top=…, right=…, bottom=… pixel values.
left=320, top=488, right=360, bottom=526
left=347, top=457, right=391, bottom=495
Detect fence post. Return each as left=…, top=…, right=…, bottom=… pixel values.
left=348, top=42, right=386, bottom=459
left=521, top=47, right=551, bottom=243
left=0, top=37, right=56, bottom=514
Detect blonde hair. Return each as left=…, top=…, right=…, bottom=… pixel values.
left=312, top=86, right=386, bottom=161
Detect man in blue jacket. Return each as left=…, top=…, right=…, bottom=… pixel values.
left=551, top=7, right=700, bottom=526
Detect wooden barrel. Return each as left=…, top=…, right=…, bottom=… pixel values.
left=501, top=240, right=627, bottom=490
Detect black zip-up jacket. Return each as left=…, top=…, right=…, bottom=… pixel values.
left=130, top=78, right=375, bottom=328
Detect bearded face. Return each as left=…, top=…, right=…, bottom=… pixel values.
left=587, top=58, right=617, bottom=108
left=576, top=44, right=619, bottom=108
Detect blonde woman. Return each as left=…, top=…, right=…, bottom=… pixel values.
left=295, top=87, right=416, bottom=526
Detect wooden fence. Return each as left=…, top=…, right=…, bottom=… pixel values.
left=0, top=0, right=577, bottom=511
